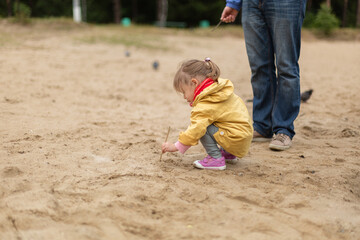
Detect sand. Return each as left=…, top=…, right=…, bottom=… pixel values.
left=1, top=20, right=360, bottom=240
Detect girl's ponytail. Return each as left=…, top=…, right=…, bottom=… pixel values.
left=204, top=57, right=220, bottom=81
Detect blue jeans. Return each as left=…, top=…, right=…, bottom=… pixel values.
left=200, top=125, right=222, bottom=159
left=242, top=0, right=307, bottom=139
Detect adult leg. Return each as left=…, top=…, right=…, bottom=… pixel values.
left=242, top=0, right=277, bottom=138
left=264, top=0, right=307, bottom=139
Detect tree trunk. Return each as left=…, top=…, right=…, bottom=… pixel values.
left=82, top=0, right=87, bottom=22
left=113, top=0, right=121, bottom=24
left=29, top=0, right=35, bottom=17
left=326, top=0, right=331, bottom=8
left=15, top=0, right=19, bottom=15
left=73, top=0, right=82, bottom=23
left=132, top=0, right=138, bottom=23
left=342, top=0, right=348, bottom=27
left=6, top=0, right=12, bottom=17
left=157, top=0, right=168, bottom=27
left=307, top=0, right=312, bottom=11
left=357, top=0, right=360, bottom=27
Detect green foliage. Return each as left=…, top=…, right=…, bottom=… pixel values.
left=168, top=0, right=224, bottom=27
left=13, top=2, right=31, bottom=24
left=303, top=12, right=316, bottom=28
left=34, top=0, right=72, bottom=18
left=313, top=4, right=340, bottom=35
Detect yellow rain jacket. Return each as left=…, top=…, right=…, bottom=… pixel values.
left=178, top=78, right=253, bottom=158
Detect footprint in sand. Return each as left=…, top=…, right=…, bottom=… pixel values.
left=341, top=128, right=359, bottom=138
left=4, top=97, right=22, bottom=104
left=2, top=166, right=23, bottom=178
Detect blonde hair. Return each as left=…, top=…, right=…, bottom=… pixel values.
left=173, top=58, right=221, bottom=92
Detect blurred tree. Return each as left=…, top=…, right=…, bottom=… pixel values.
left=342, top=0, right=348, bottom=27
left=168, top=0, right=224, bottom=27
left=13, top=0, right=31, bottom=23
left=15, top=0, right=18, bottom=13
left=85, top=0, right=112, bottom=23
left=6, top=0, right=12, bottom=16
left=157, top=0, right=168, bottom=27
left=127, top=0, right=156, bottom=24
left=73, top=0, right=81, bottom=22
left=326, top=0, right=331, bottom=8
left=132, top=0, right=138, bottom=22
left=29, top=0, right=34, bottom=11
left=113, top=0, right=121, bottom=23
left=82, top=0, right=87, bottom=22
left=314, top=3, right=340, bottom=35
left=357, top=0, right=360, bottom=27
left=307, top=0, right=313, bottom=10
left=1, top=0, right=360, bottom=28
left=33, top=0, right=73, bottom=18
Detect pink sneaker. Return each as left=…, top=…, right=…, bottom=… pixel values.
left=221, top=149, right=238, bottom=164
left=193, top=155, right=226, bottom=170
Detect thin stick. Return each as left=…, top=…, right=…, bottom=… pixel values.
left=211, top=21, right=222, bottom=32
left=159, top=126, right=171, bottom=162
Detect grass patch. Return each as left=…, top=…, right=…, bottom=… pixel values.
left=0, top=33, right=15, bottom=46
left=301, top=27, right=360, bottom=41
left=1, top=18, right=359, bottom=49
left=31, top=17, right=88, bottom=30
left=76, top=32, right=169, bottom=50
left=73, top=23, right=246, bottom=51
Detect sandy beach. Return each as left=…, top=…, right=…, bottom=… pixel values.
left=1, top=20, right=360, bottom=239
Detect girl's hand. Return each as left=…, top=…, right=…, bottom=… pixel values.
left=162, top=142, right=178, bottom=153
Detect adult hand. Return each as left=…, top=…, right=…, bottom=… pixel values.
left=162, top=142, right=178, bottom=153
left=220, top=6, right=239, bottom=23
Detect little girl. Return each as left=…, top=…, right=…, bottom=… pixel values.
left=162, top=58, right=253, bottom=170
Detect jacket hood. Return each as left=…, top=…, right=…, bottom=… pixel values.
left=192, top=78, right=234, bottom=106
